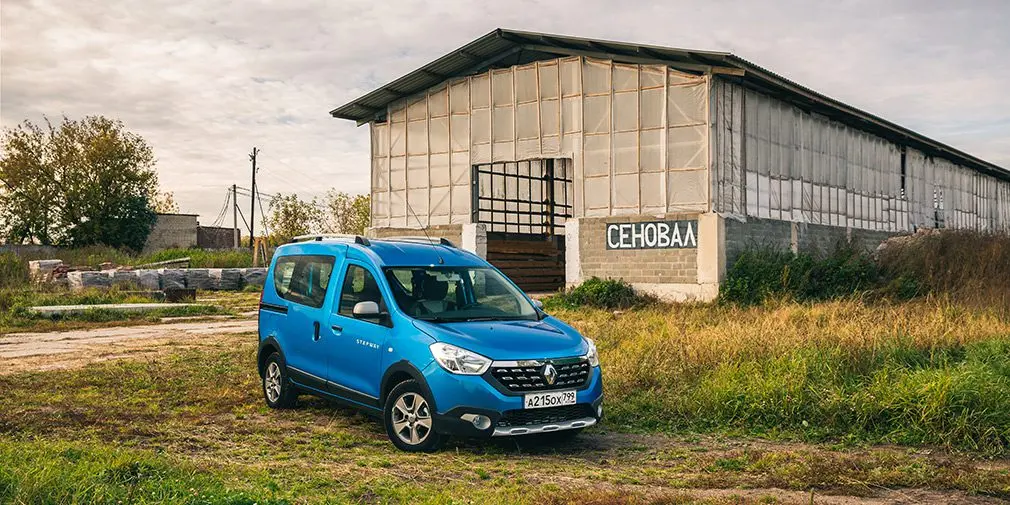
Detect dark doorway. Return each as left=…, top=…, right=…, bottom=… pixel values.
left=472, top=159, right=572, bottom=293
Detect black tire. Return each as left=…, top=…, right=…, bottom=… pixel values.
left=262, top=352, right=298, bottom=409
left=383, top=380, right=445, bottom=452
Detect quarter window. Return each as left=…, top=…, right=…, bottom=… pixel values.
left=338, top=264, right=388, bottom=318
left=272, top=255, right=335, bottom=308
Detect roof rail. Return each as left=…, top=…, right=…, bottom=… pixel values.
left=381, top=236, right=455, bottom=247
left=290, top=233, right=370, bottom=246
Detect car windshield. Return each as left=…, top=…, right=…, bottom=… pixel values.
left=383, top=266, right=538, bottom=322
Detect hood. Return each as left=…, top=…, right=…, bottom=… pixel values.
left=412, top=317, right=587, bottom=360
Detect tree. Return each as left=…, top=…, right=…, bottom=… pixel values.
left=152, top=191, right=180, bottom=214
left=264, top=193, right=321, bottom=244
left=321, top=191, right=370, bottom=235
left=0, top=115, right=160, bottom=250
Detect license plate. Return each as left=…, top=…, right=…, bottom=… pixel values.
left=524, top=390, right=576, bottom=409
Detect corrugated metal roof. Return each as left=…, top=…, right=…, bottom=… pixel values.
left=330, top=28, right=1007, bottom=178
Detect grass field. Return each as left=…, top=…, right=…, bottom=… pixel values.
left=2, top=298, right=1009, bottom=504
left=561, top=298, right=1010, bottom=455
left=0, top=288, right=239, bottom=334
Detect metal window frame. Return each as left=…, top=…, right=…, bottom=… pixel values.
left=471, top=159, right=573, bottom=236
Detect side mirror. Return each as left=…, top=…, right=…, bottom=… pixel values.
left=352, top=301, right=381, bottom=318
left=532, top=299, right=544, bottom=310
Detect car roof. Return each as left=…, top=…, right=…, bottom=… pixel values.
left=273, top=238, right=488, bottom=269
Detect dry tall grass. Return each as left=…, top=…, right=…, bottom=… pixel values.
left=553, top=298, right=1010, bottom=454
left=876, top=229, right=1010, bottom=309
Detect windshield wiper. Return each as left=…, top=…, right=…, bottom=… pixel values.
left=415, top=315, right=450, bottom=323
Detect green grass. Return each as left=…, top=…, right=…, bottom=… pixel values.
left=0, top=287, right=228, bottom=334
left=1, top=339, right=1008, bottom=503
left=550, top=298, right=1010, bottom=456
left=0, top=247, right=255, bottom=289
left=0, top=439, right=287, bottom=505
left=2, top=299, right=1010, bottom=503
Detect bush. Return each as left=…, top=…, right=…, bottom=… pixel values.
left=0, top=251, right=29, bottom=289
left=137, top=248, right=253, bottom=268
left=720, top=247, right=879, bottom=305
left=543, top=277, right=652, bottom=310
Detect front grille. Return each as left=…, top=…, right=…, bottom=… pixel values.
left=488, top=359, right=591, bottom=393
left=497, top=404, right=595, bottom=428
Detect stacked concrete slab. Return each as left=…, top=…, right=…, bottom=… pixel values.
left=67, top=267, right=267, bottom=291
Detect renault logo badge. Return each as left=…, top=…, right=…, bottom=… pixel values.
left=543, top=364, right=557, bottom=385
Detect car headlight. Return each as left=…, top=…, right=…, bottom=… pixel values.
left=584, top=338, right=600, bottom=367
left=429, top=343, right=491, bottom=375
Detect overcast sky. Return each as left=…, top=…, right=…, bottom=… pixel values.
left=3, top=0, right=1008, bottom=228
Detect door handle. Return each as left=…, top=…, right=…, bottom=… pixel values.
left=313, top=321, right=321, bottom=341
left=331, top=324, right=343, bottom=333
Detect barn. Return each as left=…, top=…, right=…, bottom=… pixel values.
left=331, top=29, right=1010, bottom=300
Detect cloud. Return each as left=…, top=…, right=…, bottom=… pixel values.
left=2, top=0, right=1008, bottom=225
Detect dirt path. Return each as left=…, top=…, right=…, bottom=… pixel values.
left=0, top=318, right=256, bottom=374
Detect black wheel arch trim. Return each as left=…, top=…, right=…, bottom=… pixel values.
left=257, top=336, right=284, bottom=377
left=380, top=360, right=436, bottom=413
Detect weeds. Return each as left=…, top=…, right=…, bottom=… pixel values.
left=0, top=246, right=254, bottom=286
left=719, top=247, right=880, bottom=305
left=544, top=277, right=654, bottom=310
left=876, top=229, right=1010, bottom=309
left=557, top=298, right=1010, bottom=456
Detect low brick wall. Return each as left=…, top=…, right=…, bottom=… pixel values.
left=573, top=213, right=701, bottom=285
left=366, top=224, right=464, bottom=246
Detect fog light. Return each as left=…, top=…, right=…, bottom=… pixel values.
left=460, top=413, right=492, bottom=430
left=597, top=405, right=603, bottom=418
left=471, top=414, right=491, bottom=430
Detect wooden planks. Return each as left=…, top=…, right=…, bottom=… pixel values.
left=487, top=239, right=565, bottom=293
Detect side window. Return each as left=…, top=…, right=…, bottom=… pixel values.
left=272, top=255, right=335, bottom=308
left=338, top=264, right=387, bottom=318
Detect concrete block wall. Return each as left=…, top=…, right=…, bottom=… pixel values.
left=567, top=212, right=722, bottom=301
left=197, top=226, right=239, bottom=249
left=724, top=216, right=901, bottom=268
left=143, top=213, right=198, bottom=252
left=366, top=224, right=463, bottom=246
left=576, top=214, right=699, bottom=284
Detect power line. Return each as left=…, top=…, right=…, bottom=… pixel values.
left=258, top=153, right=335, bottom=189
left=256, top=188, right=270, bottom=237
left=210, top=188, right=231, bottom=227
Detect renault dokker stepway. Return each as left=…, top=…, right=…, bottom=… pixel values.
left=257, top=235, right=603, bottom=451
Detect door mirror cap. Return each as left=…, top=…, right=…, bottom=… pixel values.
left=531, top=299, right=544, bottom=310
left=352, top=301, right=381, bottom=318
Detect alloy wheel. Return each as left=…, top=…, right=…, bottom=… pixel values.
left=390, top=392, right=432, bottom=445
left=264, top=361, right=282, bottom=403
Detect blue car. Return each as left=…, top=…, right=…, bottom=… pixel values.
left=256, top=235, right=603, bottom=452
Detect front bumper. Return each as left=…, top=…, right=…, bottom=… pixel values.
left=424, top=361, right=604, bottom=438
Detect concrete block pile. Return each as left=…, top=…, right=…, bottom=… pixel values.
left=67, top=268, right=268, bottom=291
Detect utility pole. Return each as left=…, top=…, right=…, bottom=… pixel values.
left=249, top=147, right=259, bottom=250
left=232, top=184, right=239, bottom=248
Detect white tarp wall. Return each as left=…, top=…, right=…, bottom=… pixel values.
left=369, top=56, right=710, bottom=227
left=712, top=79, right=1010, bottom=232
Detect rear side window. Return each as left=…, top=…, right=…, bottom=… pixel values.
left=273, top=255, right=335, bottom=308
